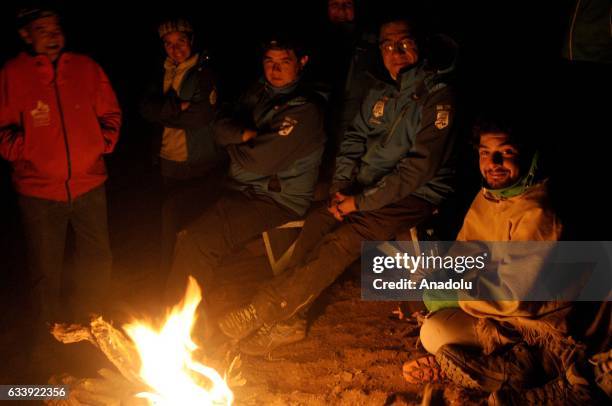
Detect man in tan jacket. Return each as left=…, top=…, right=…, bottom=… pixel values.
left=403, top=115, right=610, bottom=404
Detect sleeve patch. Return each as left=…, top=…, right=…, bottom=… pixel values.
left=434, top=104, right=452, bottom=129
left=278, top=116, right=298, bottom=136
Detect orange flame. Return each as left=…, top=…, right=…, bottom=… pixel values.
left=123, top=276, right=233, bottom=405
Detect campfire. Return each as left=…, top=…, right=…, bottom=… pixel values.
left=48, top=277, right=241, bottom=405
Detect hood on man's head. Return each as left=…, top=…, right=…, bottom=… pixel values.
left=422, top=34, right=458, bottom=73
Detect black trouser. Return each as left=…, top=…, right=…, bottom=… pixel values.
left=18, top=185, right=112, bottom=326
left=252, top=195, right=435, bottom=324
left=160, top=162, right=225, bottom=277
left=165, top=190, right=299, bottom=305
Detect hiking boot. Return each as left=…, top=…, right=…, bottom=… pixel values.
left=218, top=304, right=263, bottom=340
left=541, top=338, right=586, bottom=377
left=239, top=317, right=307, bottom=356
left=488, top=364, right=596, bottom=405
left=435, top=343, right=537, bottom=392
left=590, top=349, right=612, bottom=398
left=402, top=354, right=446, bottom=385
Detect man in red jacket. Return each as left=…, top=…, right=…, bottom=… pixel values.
left=0, top=7, right=121, bottom=331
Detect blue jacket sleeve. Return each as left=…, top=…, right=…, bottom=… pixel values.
left=213, top=87, right=258, bottom=146
left=331, top=92, right=374, bottom=194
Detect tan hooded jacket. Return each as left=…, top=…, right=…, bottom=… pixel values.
left=456, top=180, right=609, bottom=355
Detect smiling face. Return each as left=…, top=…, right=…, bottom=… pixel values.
left=20, top=15, right=65, bottom=62
left=478, top=132, right=522, bottom=189
left=379, top=21, right=419, bottom=80
left=163, top=31, right=193, bottom=64
left=263, top=48, right=308, bottom=88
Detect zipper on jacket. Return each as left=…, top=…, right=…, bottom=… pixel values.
left=53, top=65, right=73, bottom=204
left=383, top=97, right=411, bottom=147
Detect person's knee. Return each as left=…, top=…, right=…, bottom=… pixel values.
left=419, top=309, right=480, bottom=355
left=76, top=234, right=112, bottom=265
left=420, top=314, right=447, bottom=354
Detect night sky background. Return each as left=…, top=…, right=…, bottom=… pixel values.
left=0, top=0, right=610, bottom=300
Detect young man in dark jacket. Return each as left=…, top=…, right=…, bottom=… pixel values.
left=218, top=17, right=458, bottom=355
left=165, top=38, right=326, bottom=313
left=0, top=8, right=121, bottom=328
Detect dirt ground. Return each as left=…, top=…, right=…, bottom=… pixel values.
left=2, top=257, right=486, bottom=405
left=228, top=275, right=475, bottom=406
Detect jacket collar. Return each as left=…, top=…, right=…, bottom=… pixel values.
left=367, top=59, right=427, bottom=87
left=19, top=51, right=72, bottom=85
left=397, top=63, right=427, bottom=92
left=21, top=50, right=70, bottom=64
left=263, top=76, right=301, bottom=97
left=163, top=53, right=199, bottom=73
left=482, top=152, right=541, bottom=200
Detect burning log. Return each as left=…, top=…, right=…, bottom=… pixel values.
left=52, top=317, right=143, bottom=385
left=47, top=319, right=150, bottom=405
left=46, top=277, right=242, bottom=405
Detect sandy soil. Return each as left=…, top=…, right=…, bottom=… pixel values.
left=1, top=242, right=486, bottom=405
left=219, top=264, right=483, bottom=406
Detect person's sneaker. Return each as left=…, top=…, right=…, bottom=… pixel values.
left=488, top=364, right=596, bottom=405
left=435, top=342, right=537, bottom=392
left=218, top=304, right=263, bottom=340
left=239, top=317, right=307, bottom=356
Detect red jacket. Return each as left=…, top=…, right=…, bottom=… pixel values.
left=0, top=52, right=121, bottom=201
